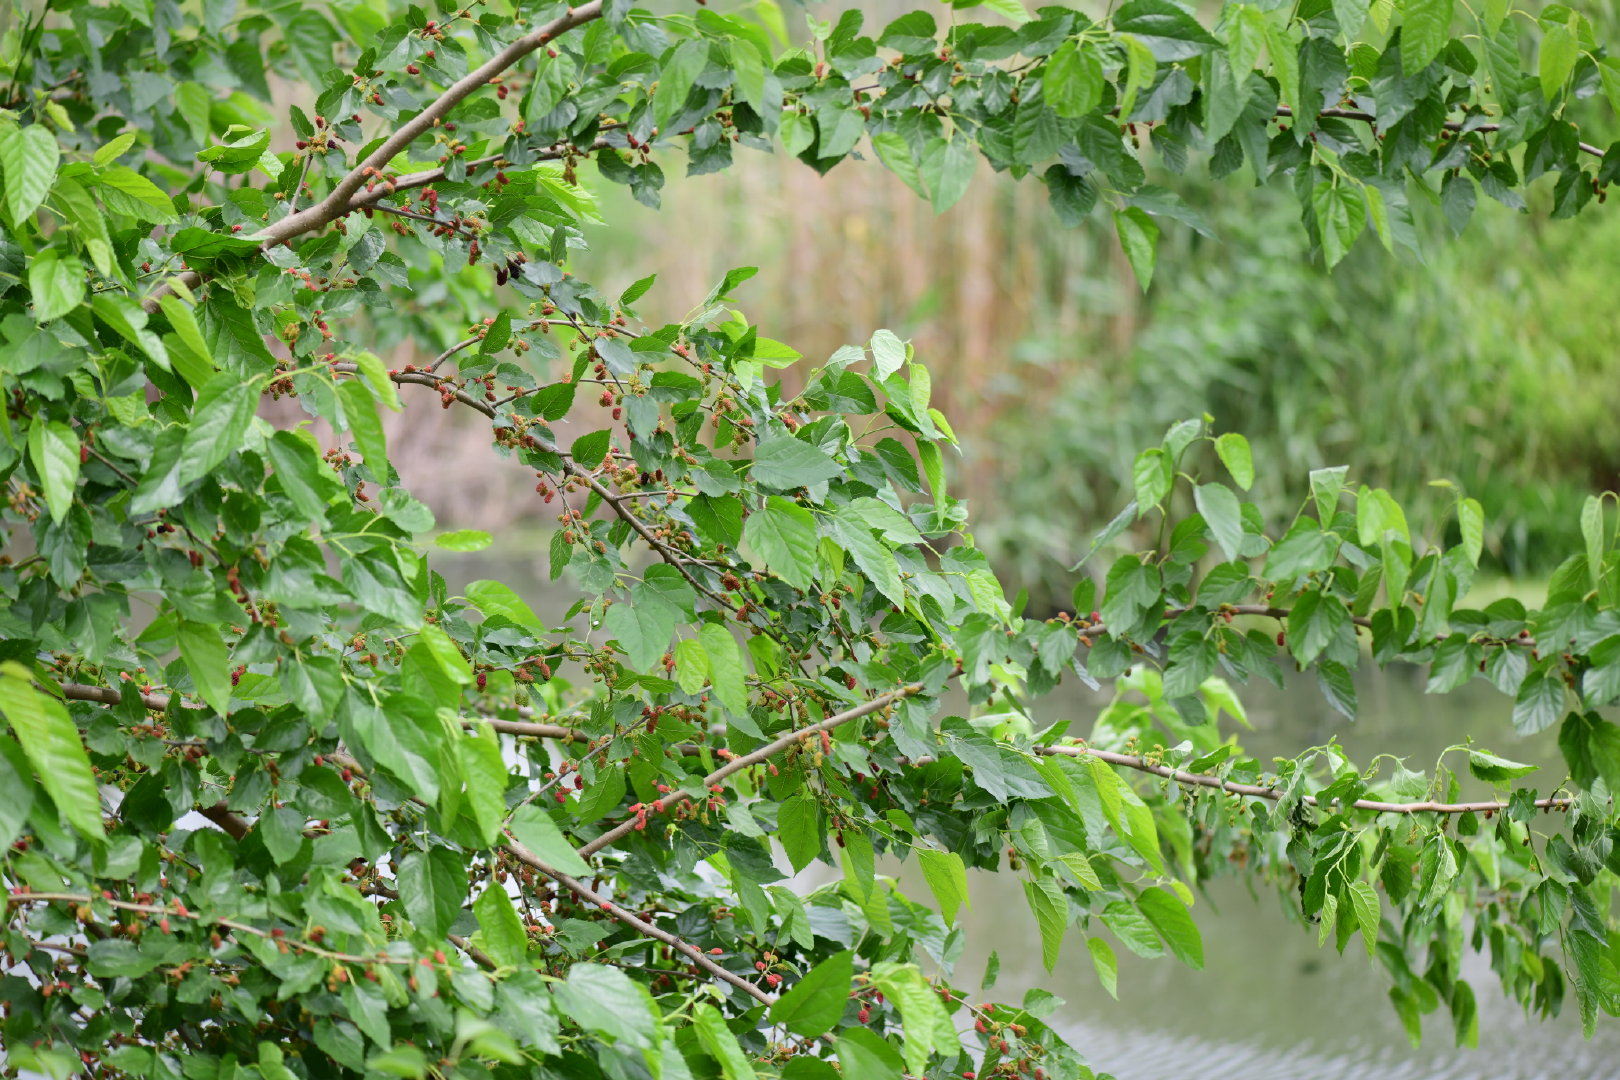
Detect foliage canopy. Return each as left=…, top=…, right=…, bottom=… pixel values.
left=3, top=0, right=1620, bottom=1077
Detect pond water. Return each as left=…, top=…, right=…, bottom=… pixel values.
left=440, top=547, right=1620, bottom=1077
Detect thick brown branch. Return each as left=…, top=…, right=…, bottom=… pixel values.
left=501, top=841, right=773, bottom=1004
left=198, top=802, right=251, bottom=840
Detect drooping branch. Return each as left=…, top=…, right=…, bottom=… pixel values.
left=3, top=891, right=411, bottom=966
left=56, top=681, right=586, bottom=741
left=1039, top=744, right=1572, bottom=815
left=1277, top=105, right=1607, bottom=159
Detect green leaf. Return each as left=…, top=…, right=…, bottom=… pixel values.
left=95, top=166, right=179, bottom=223
left=693, top=1002, right=758, bottom=1080
left=28, top=245, right=84, bottom=322
left=472, top=883, right=527, bottom=968
left=436, top=530, right=492, bottom=552
left=338, top=378, right=387, bottom=471
left=1114, top=0, right=1218, bottom=60
left=571, top=429, right=612, bottom=469
left=1023, top=877, right=1068, bottom=971
left=466, top=580, right=544, bottom=634
left=699, top=622, right=749, bottom=715
left=177, top=620, right=232, bottom=716
left=179, top=374, right=259, bottom=486
left=1512, top=663, right=1566, bottom=735
left=1113, top=206, right=1159, bottom=290
left=1215, top=432, right=1254, bottom=490
left=619, top=274, right=657, bottom=308
left=654, top=39, right=710, bottom=128
left=870, top=962, right=960, bottom=1073
left=1467, top=749, right=1538, bottom=785
left=1136, top=886, right=1203, bottom=968
left=1310, top=466, right=1349, bottom=521
left=751, top=435, right=843, bottom=489
left=1087, top=936, right=1119, bottom=998
left=157, top=294, right=214, bottom=383
left=1263, top=20, right=1302, bottom=110
left=978, top=0, right=1030, bottom=24
left=1044, top=41, right=1105, bottom=118
left=1539, top=18, right=1577, bottom=99
left=728, top=41, right=767, bottom=116
left=830, top=512, right=904, bottom=606
left=1194, top=482, right=1244, bottom=560
left=0, top=124, right=59, bottom=224
left=917, top=848, right=970, bottom=926
left=397, top=848, right=466, bottom=938
left=1401, top=0, right=1453, bottom=74
left=367, top=1048, right=426, bottom=1079
left=871, top=131, right=927, bottom=199
left=675, top=637, right=709, bottom=694
left=0, top=737, right=34, bottom=851
left=1288, top=588, right=1352, bottom=665
left=0, top=662, right=104, bottom=841
left=1348, top=880, right=1381, bottom=959
left=919, top=135, right=975, bottom=213
left=1311, top=181, right=1366, bottom=267
left=552, top=965, right=656, bottom=1049
left=836, top=1028, right=905, bottom=1079
left=769, top=950, right=854, bottom=1038
left=869, top=329, right=907, bottom=379
left=1267, top=520, right=1340, bottom=581
left=778, top=792, right=822, bottom=872
left=1132, top=447, right=1173, bottom=511
left=27, top=418, right=79, bottom=524
left=507, top=805, right=594, bottom=877
left=1582, top=495, right=1605, bottom=590
left=1458, top=497, right=1484, bottom=566
left=744, top=495, right=818, bottom=590
left=1600, top=57, right=1620, bottom=116
left=1118, top=34, right=1158, bottom=117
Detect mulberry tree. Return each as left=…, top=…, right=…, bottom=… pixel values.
left=2, top=0, right=1620, bottom=1077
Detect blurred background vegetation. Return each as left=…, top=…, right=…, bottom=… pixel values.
left=365, top=1, right=1620, bottom=617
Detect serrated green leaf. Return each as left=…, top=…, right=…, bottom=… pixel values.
left=508, top=805, right=593, bottom=877
left=917, top=848, right=970, bottom=926
left=467, top=580, right=544, bottom=633
left=0, top=663, right=104, bottom=841
left=768, top=950, right=854, bottom=1038
left=1113, top=206, right=1159, bottom=290
left=178, top=620, right=232, bottom=716
left=27, top=418, right=79, bottom=524
left=0, top=124, right=59, bottom=224
left=743, top=496, right=818, bottom=590
left=1215, top=432, right=1254, bottom=490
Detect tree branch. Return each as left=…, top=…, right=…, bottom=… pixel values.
left=4, top=891, right=411, bottom=965
left=56, top=681, right=586, bottom=741
left=1277, top=105, right=1608, bottom=159
left=576, top=685, right=923, bottom=858
left=140, top=2, right=606, bottom=313
left=1036, top=744, right=1571, bottom=815
left=198, top=802, right=251, bottom=840
left=501, top=840, right=774, bottom=1005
